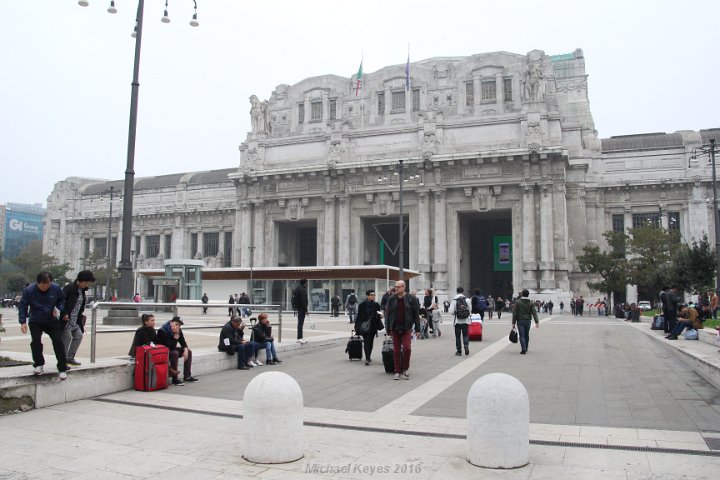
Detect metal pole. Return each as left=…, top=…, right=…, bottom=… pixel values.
left=105, top=186, right=115, bottom=301
left=117, top=0, right=144, bottom=300
left=398, top=159, right=404, bottom=282
left=711, top=139, right=720, bottom=296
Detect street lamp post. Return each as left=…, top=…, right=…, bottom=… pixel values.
left=102, top=186, right=121, bottom=300
left=248, top=245, right=256, bottom=304
left=378, top=161, right=424, bottom=282
left=690, top=138, right=720, bottom=294
left=79, top=1, right=199, bottom=301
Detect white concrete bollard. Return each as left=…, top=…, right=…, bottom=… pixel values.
left=467, top=372, right=529, bottom=469
left=242, top=371, right=304, bottom=463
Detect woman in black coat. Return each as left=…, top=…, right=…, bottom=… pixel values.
left=128, top=314, right=157, bottom=356
left=354, top=289, right=383, bottom=365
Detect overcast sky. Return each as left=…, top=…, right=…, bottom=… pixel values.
left=2, top=0, right=717, bottom=207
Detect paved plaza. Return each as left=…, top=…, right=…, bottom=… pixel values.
left=1, top=311, right=720, bottom=479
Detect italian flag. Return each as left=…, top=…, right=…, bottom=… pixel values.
left=355, top=61, right=363, bottom=96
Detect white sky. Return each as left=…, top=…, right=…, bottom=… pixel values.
left=2, top=0, right=717, bottom=207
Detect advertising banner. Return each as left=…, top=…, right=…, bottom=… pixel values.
left=493, top=235, right=512, bottom=272
left=4, top=211, right=43, bottom=259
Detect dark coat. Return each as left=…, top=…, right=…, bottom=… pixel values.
left=156, top=322, right=188, bottom=351
left=355, top=299, right=383, bottom=335
left=18, top=282, right=65, bottom=325
left=252, top=321, right=273, bottom=343
left=385, top=294, right=420, bottom=333
left=295, top=284, right=308, bottom=310
left=218, top=321, right=242, bottom=354
left=128, top=326, right=157, bottom=356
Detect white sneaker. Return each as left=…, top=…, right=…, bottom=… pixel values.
left=255, top=360, right=263, bottom=366
left=59, top=371, right=67, bottom=381
left=33, top=366, right=43, bottom=376
left=248, top=361, right=257, bottom=367
left=298, top=339, right=308, bottom=344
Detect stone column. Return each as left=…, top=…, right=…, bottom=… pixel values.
left=323, top=196, right=336, bottom=266
left=521, top=183, right=538, bottom=290
left=253, top=202, right=265, bottom=267
left=139, top=235, right=146, bottom=259
left=417, top=191, right=430, bottom=274
left=159, top=234, right=166, bottom=258
left=660, top=204, right=669, bottom=229
left=196, top=230, right=204, bottom=258
left=240, top=203, right=253, bottom=267
left=473, top=75, right=481, bottom=112
left=539, top=183, right=555, bottom=289
left=338, top=195, right=350, bottom=265
left=218, top=228, right=225, bottom=260
left=433, top=190, right=448, bottom=293
left=233, top=208, right=243, bottom=267
left=495, top=73, right=505, bottom=114
left=303, top=97, right=310, bottom=125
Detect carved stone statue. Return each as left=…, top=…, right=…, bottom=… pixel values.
left=261, top=100, right=270, bottom=134
left=249, top=95, right=264, bottom=133
left=523, top=61, right=545, bottom=102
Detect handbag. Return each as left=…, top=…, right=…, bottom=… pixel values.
left=357, top=318, right=371, bottom=334
left=683, top=328, right=698, bottom=340
left=372, top=313, right=385, bottom=331
left=509, top=327, right=518, bottom=343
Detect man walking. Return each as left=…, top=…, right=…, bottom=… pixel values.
left=449, top=287, right=471, bottom=356
left=62, top=270, right=95, bottom=366
left=384, top=280, right=420, bottom=380
left=346, top=290, right=358, bottom=324
left=18, top=271, right=68, bottom=380
left=294, top=279, right=309, bottom=344
left=512, top=289, right=540, bottom=354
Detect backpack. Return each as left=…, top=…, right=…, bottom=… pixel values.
left=455, top=296, right=470, bottom=320
left=478, top=296, right=488, bottom=311
left=348, top=294, right=357, bottom=306
left=291, top=288, right=300, bottom=310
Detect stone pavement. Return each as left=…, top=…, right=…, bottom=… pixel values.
left=1, top=312, right=720, bottom=479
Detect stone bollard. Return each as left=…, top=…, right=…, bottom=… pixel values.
left=243, top=371, right=304, bottom=463
left=467, top=372, right=529, bottom=469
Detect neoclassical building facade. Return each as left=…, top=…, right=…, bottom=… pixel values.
left=45, top=49, right=719, bottom=305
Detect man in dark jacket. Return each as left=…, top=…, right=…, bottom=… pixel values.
left=384, top=281, right=420, bottom=380
left=219, top=316, right=258, bottom=369
left=61, top=270, right=95, bottom=366
left=294, top=279, right=309, bottom=344
left=157, top=317, right=198, bottom=385
left=18, top=271, right=68, bottom=379
left=512, top=289, right=540, bottom=355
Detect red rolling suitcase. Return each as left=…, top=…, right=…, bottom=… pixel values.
left=469, top=320, right=483, bottom=341
left=134, top=345, right=170, bottom=391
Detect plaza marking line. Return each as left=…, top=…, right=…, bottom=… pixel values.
left=373, top=316, right=555, bottom=416
left=92, top=397, right=720, bottom=457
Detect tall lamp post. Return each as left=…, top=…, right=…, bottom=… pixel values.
left=101, top=186, right=121, bottom=300
left=690, top=138, right=720, bottom=293
left=378, top=161, right=424, bottom=282
left=78, top=1, right=199, bottom=300
left=248, top=245, right=256, bottom=304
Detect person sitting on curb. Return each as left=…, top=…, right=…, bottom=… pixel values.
left=219, top=316, right=259, bottom=370
left=251, top=313, right=282, bottom=365
left=665, top=305, right=702, bottom=340
left=128, top=313, right=157, bottom=356
left=156, top=316, right=199, bottom=385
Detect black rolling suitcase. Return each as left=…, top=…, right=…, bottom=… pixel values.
left=381, top=335, right=396, bottom=373
left=345, top=330, right=363, bottom=360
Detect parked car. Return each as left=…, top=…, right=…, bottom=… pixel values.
left=638, top=301, right=652, bottom=311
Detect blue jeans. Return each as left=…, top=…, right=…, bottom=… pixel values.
left=347, top=307, right=357, bottom=323
left=670, top=320, right=692, bottom=336
left=256, top=340, right=277, bottom=361
left=516, top=320, right=531, bottom=352
left=232, top=342, right=258, bottom=367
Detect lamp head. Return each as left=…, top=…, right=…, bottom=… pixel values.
left=162, top=10, right=171, bottom=23
left=78, top=0, right=90, bottom=7
left=190, top=13, right=199, bottom=27
left=107, top=1, right=117, bottom=14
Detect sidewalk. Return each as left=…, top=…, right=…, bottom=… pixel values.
left=1, top=313, right=719, bottom=479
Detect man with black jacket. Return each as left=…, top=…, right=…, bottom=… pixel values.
left=218, top=316, right=258, bottom=370
left=294, top=279, right=309, bottom=344
left=61, top=270, right=95, bottom=366
left=384, top=281, right=421, bottom=380
left=157, top=317, right=198, bottom=386
left=18, top=271, right=68, bottom=379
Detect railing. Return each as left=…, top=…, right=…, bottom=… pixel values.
left=89, top=301, right=283, bottom=363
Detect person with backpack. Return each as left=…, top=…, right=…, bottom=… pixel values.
left=471, top=288, right=488, bottom=321
left=345, top=290, right=358, bottom=324
left=449, top=287, right=471, bottom=356
left=291, top=279, right=309, bottom=344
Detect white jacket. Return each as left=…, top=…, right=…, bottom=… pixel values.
left=449, top=293, right=470, bottom=325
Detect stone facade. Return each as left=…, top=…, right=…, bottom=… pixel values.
left=44, top=49, right=720, bottom=304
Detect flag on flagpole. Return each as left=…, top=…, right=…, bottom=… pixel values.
left=405, top=53, right=410, bottom=91
left=355, top=61, right=363, bottom=97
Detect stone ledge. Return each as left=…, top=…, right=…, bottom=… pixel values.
left=0, top=336, right=345, bottom=411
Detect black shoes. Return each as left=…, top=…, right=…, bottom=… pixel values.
left=184, top=376, right=199, bottom=382
left=521, top=350, right=527, bottom=354
left=273, top=358, right=283, bottom=363
left=238, top=365, right=249, bottom=370
left=455, top=351, right=462, bottom=356
left=464, top=346, right=469, bottom=356
left=666, top=334, right=678, bottom=340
